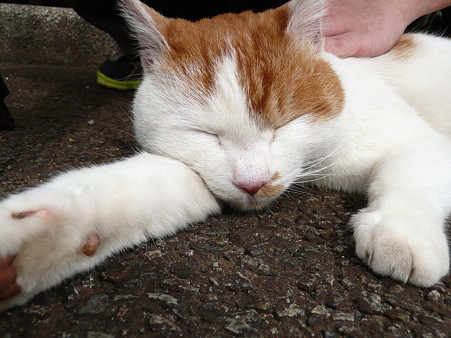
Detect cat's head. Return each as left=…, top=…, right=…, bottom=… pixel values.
left=121, top=0, right=344, bottom=210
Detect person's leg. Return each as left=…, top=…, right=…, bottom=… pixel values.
left=65, top=0, right=287, bottom=90
left=0, top=74, right=14, bottom=131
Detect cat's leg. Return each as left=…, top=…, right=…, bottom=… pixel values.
left=351, top=136, right=451, bottom=287
left=0, top=153, right=220, bottom=311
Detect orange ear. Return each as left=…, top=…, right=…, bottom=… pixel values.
left=120, top=0, right=170, bottom=70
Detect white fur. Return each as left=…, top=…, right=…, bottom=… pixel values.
left=0, top=0, right=450, bottom=310
left=0, top=153, right=219, bottom=310
left=133, top=52, right=277, bottom=208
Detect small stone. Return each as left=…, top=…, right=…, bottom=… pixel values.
left=384, top=309, right=410, bottom=322
left=275, top=303, right=305, bottom=318
left=224, top=310, right=261, bottom=335
left=148, top=315, right=180, bottom=332
left=87, top=120, right=95, bottom=125
left=310, top=305, right=330, bottom=316
left=332, top=312, right=354, bottom=322
left=113, top=294, right=136, bottom=301
left=426, top=290, right=440, bottom=301
left=324, top=332, right=337, bottom=338
left=78, top=294, right=109, bottom=315
left=147, top=293, right=179, bottom=306
left=209, top=277, right=219, bottom=286
left=356, top=293, right=384, bottom=314
left=389, top=285, right=404, bottom=293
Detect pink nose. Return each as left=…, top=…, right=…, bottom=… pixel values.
left=236, top=182, right=264, bottom=196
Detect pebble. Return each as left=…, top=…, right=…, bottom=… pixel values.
left=275, top=303, right=305, bottom=318
left=224, top=310, right=260, bottom=335
left=78, top=294, right=109, bottom=315
left=426, top=290, right=440, bottom=301
left=147, top=293, right=179, bottom=306
left=332, top=312, right=354, bottom=322
left=389, top=285, right=404, bottom=293
left=310, top=305, right=330, bottom=316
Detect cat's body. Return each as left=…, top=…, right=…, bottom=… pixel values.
left=0, top=0, right=450, bottom=310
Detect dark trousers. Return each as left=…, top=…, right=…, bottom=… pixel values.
left=64, top=0, right=287, bottom=55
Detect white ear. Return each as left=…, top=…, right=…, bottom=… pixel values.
left=286, top=0, right=326, bottom=51
left=119, top=0, right=169, bottom=69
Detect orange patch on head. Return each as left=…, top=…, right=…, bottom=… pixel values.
left=390, top=34, right=416, bottom=60
left=154, top=5, right=344, bottom=126
left=233, top=7, right=344, bottom=128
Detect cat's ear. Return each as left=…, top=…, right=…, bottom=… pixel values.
left=285, top=0, right=326, bottom=52
left=120, top=0, right=170, bottom=70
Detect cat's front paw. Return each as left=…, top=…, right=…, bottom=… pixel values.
left=351, top=210, right=449, bottom=287
left=0, top=199, right=101, bottom=311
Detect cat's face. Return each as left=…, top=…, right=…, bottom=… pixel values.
left=124, top=0, right=344, bottom=210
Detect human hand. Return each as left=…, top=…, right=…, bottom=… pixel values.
left=323, top=0, right=412, bottom=57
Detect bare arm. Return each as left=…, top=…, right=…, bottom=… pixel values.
left=323, top=0, right=451, bottom=57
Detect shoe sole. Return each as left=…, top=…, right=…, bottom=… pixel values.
left=97, top=71, right=141, bottom=90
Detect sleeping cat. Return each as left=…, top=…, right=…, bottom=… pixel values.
left=0, top=0, right=450, bottom=311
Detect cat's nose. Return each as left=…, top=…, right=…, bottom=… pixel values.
left=236, top=182, right=265, bottom=196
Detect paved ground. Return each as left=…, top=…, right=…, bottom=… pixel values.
left=0, top=4, right=450, bottom=338
left=1, top=60, right=450, bottom=338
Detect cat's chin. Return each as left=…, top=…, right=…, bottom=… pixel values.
left=212, top=185, right=284, bottom=211
left=226, top=195, right=276, bottom=212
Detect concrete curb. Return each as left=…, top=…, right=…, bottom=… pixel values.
left=0, top=3, right=118, bottom=66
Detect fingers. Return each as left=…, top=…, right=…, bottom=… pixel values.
left=0, top=229, right=101, bottom=305
left=0, top=255, right=15, bottom=266
left=324, top=33, right=364, bottom=58
left=0, top=255, right=20, bottom=301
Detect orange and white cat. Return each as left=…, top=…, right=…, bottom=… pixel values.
left=0, top=0, right=450, bottom=310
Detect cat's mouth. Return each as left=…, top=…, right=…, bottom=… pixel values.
left=231, top=171, right=286, bottom=210
left=233, top=183, right=285, bottom=211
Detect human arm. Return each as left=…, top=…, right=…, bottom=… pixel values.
left=323, top=0, right=451, bottom=57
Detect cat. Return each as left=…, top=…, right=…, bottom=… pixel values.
left=0, top=0, right=450, bottom=311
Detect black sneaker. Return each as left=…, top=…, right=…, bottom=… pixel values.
left=97, top=54, right=142, bottom=90
left=0, top=75, right=14, bottom=130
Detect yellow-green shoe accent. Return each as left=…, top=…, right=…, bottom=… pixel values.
left=97, top=71, right=141, bottom=90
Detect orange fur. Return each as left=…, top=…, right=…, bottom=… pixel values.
left=148, top=6, right=344, bottom=127
left=257, top=171, right=284, bottom=198
left=390, top=34, right=416, bottom=60
left=257, top=184, right=285, bottom=198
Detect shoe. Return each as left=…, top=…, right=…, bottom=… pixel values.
left=97, top=54, right=142, bottom=90
left=0, top=101, right=14, bottom=130
left=0, top=75, right=14, bottom=130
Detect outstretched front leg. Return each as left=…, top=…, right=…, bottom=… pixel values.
left=0, top=153, right=220, bottom=311
left=351, top=136, right=451, bottom=286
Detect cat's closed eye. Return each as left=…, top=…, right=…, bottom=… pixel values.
left=193, top=129, right=222, bottom=146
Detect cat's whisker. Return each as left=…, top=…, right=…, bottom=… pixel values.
left=301, top=141, right=346, bottom=175
left=284, top=184, right=322, bottom=200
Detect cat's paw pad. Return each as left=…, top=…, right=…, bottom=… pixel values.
left=0, top=255, right=20, bottom=301
left=0, top=206, right=54, bottom=257
left=82, top=232, right=100, bottom=256
left=351, top=210, right=449, bottom=287
left=11, top=209, right=51, bottom=220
